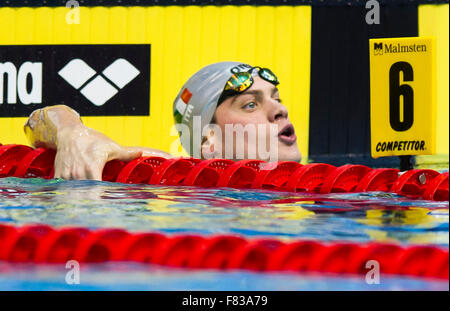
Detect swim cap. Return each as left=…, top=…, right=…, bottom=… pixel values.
left=173, top=61, right=253, bottom=157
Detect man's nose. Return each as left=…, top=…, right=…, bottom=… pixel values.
left=268, top=100, right=288, bottom=122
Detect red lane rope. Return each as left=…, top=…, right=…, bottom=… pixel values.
left=0, top=144, right=448, bottom=201
left=0, top=224, right=447, bottom=279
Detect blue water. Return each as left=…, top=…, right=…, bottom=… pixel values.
left=0, top=262, right=448, bottom=291
left=0, top=177, right=448, bottom=290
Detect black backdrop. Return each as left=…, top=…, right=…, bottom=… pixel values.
left=309, top=4, right=419, bottom=167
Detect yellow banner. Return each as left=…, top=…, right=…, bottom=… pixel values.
left=0, top=6, right=312, bottom=162
left=369, top=37, right=436, bottom=158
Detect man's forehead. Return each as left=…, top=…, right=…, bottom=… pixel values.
left=230, top=84, right=279, bottom=105
left=247, top=76, right=279, bottom=94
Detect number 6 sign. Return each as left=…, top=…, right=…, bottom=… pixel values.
left=369, top=37, right=436, bottom=158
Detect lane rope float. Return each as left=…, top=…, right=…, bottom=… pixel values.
left=0, top=144, right=448, bottom=201
left=0, top=224, right=447, bottom=280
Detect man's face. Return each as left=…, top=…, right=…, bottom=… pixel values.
left=207, top=76, right=301, bottom=162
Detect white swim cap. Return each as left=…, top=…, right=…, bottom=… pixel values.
left=173, top=61, right=253, bottom=156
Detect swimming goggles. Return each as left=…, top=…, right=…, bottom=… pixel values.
left=217, top=67, right=279, bottom=105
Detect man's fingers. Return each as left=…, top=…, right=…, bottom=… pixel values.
left=113, top=147, right=142, bottom=162
left=60, top=168, right=71, bottom=180
left=54, top=154, right=103, bottom=180
left=54, top=156, right=67, bottom=179
left=53, top=144, right=141, bottom=181
left=85, top=163, right=103, bottom=181
left=72, top=166, right=87, bottom=180
left=54, top=165, right=62, bottom=179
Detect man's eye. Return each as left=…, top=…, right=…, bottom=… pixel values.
left=243, top=102, right=257, bottom=109
left=275, top=98, right=282, bottom=103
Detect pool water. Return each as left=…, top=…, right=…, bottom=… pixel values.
left=0, top=176, right=448, bottom=290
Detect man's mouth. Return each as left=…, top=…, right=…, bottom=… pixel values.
left=278, top=124, right=297, bottom=145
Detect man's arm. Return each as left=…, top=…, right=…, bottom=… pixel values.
left=24, top=105, right=172, bottom=180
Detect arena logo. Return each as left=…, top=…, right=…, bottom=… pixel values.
left=0, top=44, right=150, bottom=117
left=58, top=58, right=140, bottom=107
left=0, top=61, right=42, bottom=105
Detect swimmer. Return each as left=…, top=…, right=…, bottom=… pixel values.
left=24, top=62, right=301, bottom=180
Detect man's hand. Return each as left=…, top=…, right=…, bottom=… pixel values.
left=24, top=105, right=172, bottom=181
left=54, top=125, right=143, bottom=180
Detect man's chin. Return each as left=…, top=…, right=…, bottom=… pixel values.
left=277, top=145, right=302, bottom=162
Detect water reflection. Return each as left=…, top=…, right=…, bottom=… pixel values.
left=0, top=177, right=448, bottom=245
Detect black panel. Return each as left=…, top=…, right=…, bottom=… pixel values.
left=0, top=44, right=150, bottom=117
left=309, top=4, right=419, bottom=167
